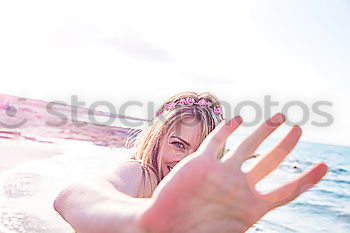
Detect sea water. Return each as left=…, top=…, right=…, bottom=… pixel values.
left=0, top=139, right=349, bottom=233
left=247, top=140, right=350, bottom=233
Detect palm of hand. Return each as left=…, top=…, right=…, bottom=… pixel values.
left=138, top=114, right=328, bottom=233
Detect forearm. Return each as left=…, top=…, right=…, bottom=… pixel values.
left=54, top=178, right=149, bottom=233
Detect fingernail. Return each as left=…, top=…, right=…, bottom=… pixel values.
left=318, top=162, right=329, bottom=174
left=234, top=115, right=243, bottom=125
left=271, top=113, right=285, bottom=124
left=293, top=125, right=302, bottom=132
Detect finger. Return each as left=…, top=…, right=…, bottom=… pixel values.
left=246, top=125, right=302, bottom=185
left=261, top=162, right=328, bottom=211
left=221, top=152, right=259, bottom=162
left=196, top=115, right=242, bottom=158
left=224, top=113, right=285, bottom=168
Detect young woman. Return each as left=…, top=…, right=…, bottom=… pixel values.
left=54, top=91, right=328, bottom=233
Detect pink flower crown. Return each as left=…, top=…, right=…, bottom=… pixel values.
left=156, top=97, right=224, bottom=119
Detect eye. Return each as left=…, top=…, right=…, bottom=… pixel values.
left=171, top=141, right=186, bottom=150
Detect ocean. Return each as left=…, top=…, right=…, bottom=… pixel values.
left=246, top=140, right=350, bottom=233
left=0, top=138, right=349, bottom=233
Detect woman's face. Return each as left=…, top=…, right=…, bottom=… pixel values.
left=158, top=117, right=203, bottom=177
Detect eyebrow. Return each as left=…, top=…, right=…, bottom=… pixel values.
left=170, top=135, right=191, bottom=147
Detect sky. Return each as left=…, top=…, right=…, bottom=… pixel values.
left=0, top=0, right=349, bottom=146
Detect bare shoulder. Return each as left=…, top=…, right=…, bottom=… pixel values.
left=103, top=160, right=158, bottom=198
left=103, top=160, right=143, bottom=197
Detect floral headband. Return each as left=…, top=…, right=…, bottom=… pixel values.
left=156, top=97, right=224, bottom=119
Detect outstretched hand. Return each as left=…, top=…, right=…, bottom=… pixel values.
left=138, top=114, right=328, bottom=233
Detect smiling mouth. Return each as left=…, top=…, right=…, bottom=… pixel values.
left=167, top=165, right=173, bottom=172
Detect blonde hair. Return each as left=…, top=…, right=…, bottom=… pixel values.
left=130, top=91, right=225, bottom=189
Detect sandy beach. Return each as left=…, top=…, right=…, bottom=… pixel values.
left=0, top=139, right=61, bottom=172
left=0, top=136, right=133, bottom=233
left=0, top=93, right=139, bottom=232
